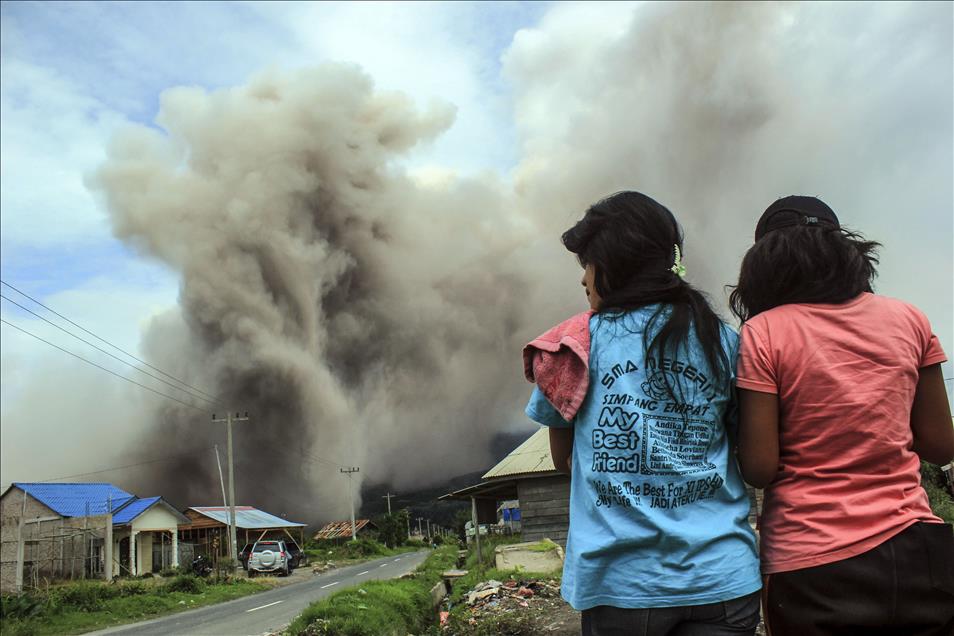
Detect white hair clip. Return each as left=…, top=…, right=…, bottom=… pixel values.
left=670, top=244, right=686, bottom=279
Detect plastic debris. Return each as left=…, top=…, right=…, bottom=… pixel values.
left=446, top=576, right=567, bottom=632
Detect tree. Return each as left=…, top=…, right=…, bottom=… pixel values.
left=453, top=508, right=472, bottom=541
left=375, top=509, right=410, bottom=548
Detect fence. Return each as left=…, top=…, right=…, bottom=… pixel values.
left=1, top=498, right=113, bottom=593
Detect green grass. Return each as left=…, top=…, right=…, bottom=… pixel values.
left=0, top=577, right=273, bottom=636
left=285, top=545, right=457, bottom=636
left=526, top=539, right=560, bottom=552
left=285, top=579, right=431, bottom=636
left=285, top=538, right=564, bottom=636
left=463, top=534, right=524, bottom=572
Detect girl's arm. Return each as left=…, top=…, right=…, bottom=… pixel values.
left=911, top=363, right=954, bottom=465
left=549, top=427, right=574, bottom=474
left=737, top=388, right=780, bottom=488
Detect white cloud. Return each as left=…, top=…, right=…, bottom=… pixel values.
left=251, top=1, right=525, bottom=173
left=0, top=59, right=126, bottom=247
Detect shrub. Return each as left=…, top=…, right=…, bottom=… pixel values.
left=117, top=581, right=150, bottom=597
left=340, top=539, right=388, bottom=559
left=158, top=567, right=179, bottom=578
left=163, top=575, right=205, bottom=594
left=47, top=581, right=121, bottom=612
left=922, top=462, right=954, bottom=524
left=405, top=539, right=426, bottom=548
left=0, top=593, right=44, bottom=620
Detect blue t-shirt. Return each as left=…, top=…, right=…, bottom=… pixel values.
left=526, top=308, right=761, bottom=610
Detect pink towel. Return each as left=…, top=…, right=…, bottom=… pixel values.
left=523, top=311, right=593, bottom=421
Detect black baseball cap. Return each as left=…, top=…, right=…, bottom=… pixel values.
left=754, top=195, right=840, bottom=241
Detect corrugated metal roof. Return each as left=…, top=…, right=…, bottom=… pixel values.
left=313, top=519, right=373, bottom=539
left=13, top=483, right=134, bottom=517
left=188, top=506, right=305, bottom=529
left=482, top=427, right=557, bottom=480
left=112, top=497, right=161, bottom=524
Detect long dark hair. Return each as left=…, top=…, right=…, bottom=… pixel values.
left=562, top=191, right=730, bottom=397
left=729, top=225, right=881, bottom=322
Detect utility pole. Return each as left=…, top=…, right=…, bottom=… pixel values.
left=382, top=492, right=396, bottom=515
left=214, top=446, right=230, bottom=549
left=340, top=467, right=360, bottom=541
left=426, top=519, right=431, bottom=538
left=416, top=517, right=424, bottom=537
left=212, top=412, right=249, bottom=566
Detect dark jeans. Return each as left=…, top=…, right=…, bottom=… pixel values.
left=763, top=521, right=954, bottom=636
left=581, top=591, right=761, bottom=636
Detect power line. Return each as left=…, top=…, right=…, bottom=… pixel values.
left=300, top=446, right=347, bottom=470
left=38, top=448, right=215, bottom=482
left=0, top=279, right=223, bottom=404
left=1, top=318, right=208, bottom=413
left=1, top=294, right=224, bottom=407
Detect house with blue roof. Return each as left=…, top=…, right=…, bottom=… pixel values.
left=1, top=483, right=189, bottom=591
left=109, top=495, right=189, bottom=577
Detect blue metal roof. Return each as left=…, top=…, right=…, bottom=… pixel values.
left=14, top=483, right=134, bottom=517
left=111, top=496, right=161, bottom=525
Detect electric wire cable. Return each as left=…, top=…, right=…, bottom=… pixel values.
left=1, top=293, right=225, bottom=407
left=38, top=447, right=216, bottom=482
left=0, top=279, right=223, bottom=404
left=1, top=318, right=209, bottom=413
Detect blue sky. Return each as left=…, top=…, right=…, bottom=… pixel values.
left=1, top=1, right=952, bottom=485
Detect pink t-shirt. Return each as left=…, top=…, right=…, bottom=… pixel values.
left=736, top=292, right=947, bottom=574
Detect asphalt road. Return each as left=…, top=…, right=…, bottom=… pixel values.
left=89, top=550, right=430, bottom=636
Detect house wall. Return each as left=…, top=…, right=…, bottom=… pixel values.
left=1, top=488, right=111, bottom=593
left=139, top=533, right=153, bottom=574
left=517, top=475, right=570, bottom=546
left=131, top=507, right=182, bottom=573
left=133, top=507, right=179, bottom=531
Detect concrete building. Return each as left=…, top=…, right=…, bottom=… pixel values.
left=0, top=483, right=182, bottom=592
left=2, top=483, right=116, bottom=592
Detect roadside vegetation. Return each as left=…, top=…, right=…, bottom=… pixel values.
left=0, top=574, right=277, bottom=636
left=0, top=510, right=434, bottom=636
left=922, top=462, right=954, bottom=523
left=286, top=533, right=563, bottom=636
left=305, top=537, right=420, bottom=568
left=285, top=544, right=458, bottom=635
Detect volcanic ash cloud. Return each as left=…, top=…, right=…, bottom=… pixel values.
left=92, top=64, right=534, bottom=521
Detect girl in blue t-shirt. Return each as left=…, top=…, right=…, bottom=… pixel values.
left=525, top=191, right=761, bottom=635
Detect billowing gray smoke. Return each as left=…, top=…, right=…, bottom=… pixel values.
left=89, top=1, right=951, bottom=522
left=93, top=65, right=537, bottom=521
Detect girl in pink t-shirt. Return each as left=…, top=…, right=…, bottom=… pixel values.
left=730, top=196, right=954, bottom=636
